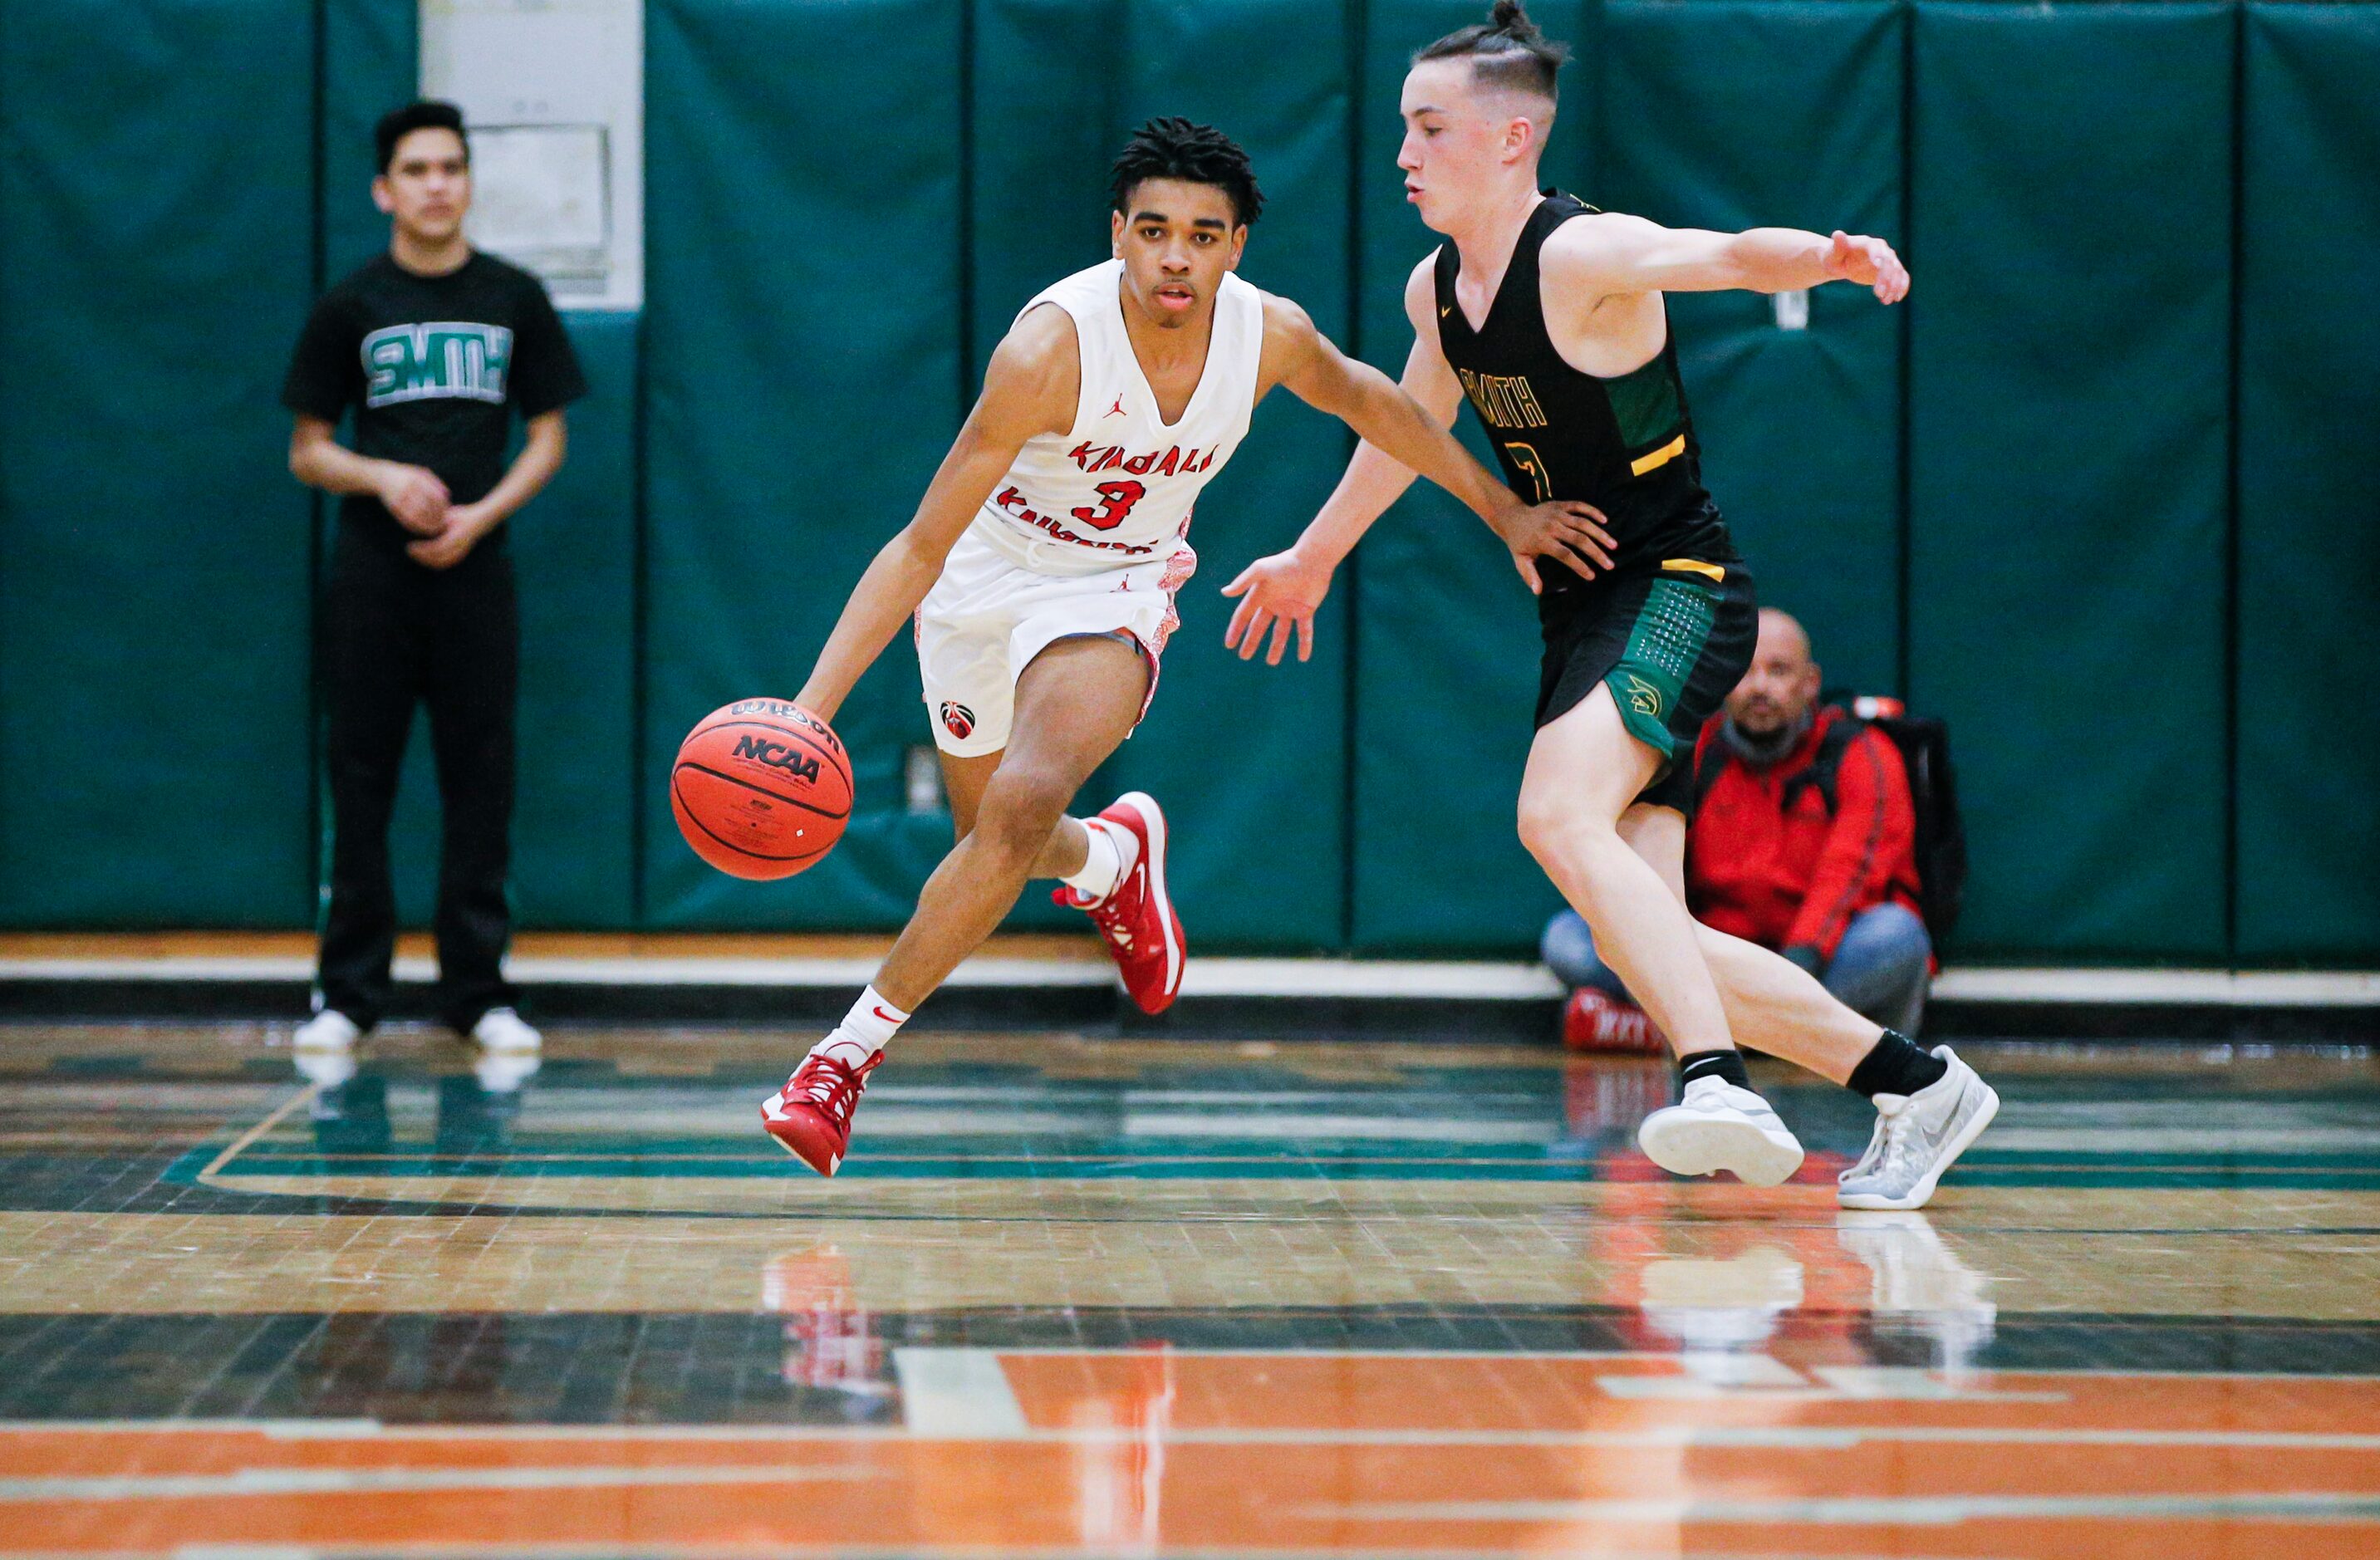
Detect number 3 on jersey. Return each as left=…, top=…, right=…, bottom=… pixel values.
left=1071, top=479, right=1145, bottom=532
left=1504, top=443, right=1552, bottom=505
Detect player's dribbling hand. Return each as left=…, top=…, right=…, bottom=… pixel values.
left=1220, top=549, right=1332, bottom=666
left=377, top=463, right=452, bottom=535
left=1827, top=231, right=1911, bottom=305
left=1499, top=499, right=1616, bottom=595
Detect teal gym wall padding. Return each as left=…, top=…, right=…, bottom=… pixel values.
left=0, top=0, right=318, bottom=925
left=1907, top=0, right=2234, bottom=959
left=2234, top=2, right=2380, bottom=961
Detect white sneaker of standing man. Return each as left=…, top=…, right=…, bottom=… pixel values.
left=471, top=1006, right=542, bottom=1054
left=293, top=1008, right=361, bottom=1052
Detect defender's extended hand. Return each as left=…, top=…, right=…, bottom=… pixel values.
left=1499, top=499, right=1616, bottom=595
left=1827, top=231, right=1910, bottom=305
left=1221, top=550, right=1333, bottom=666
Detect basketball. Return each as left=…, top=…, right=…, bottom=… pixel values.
left=670, top=699, right=853, bottom=879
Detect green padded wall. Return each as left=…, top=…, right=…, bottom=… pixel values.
left=641, top=0, right=965, bottom=929
left=1347, top=0, right=1592, bottom=954
left=385, top=315, right=642, bottom=931
left=323, top=0, right=420, bottom=280
left=0, top=0, right=317, bottom=925
left=2235, top=3, right=2380, bottom=961
left=1600, top=0, right=1903, bottom=697
left=972, top=0, right=1355, bottom=949
left=1907, top=1, right=2233, bottom=959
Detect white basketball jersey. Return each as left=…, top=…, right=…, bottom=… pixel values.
left=971, top=258, right=1264, bottom=572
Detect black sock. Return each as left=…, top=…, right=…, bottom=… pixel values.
left=1848, top=1031, right=1948, bottom=1099
left=1677, top=1049, right=1752, bottom=1092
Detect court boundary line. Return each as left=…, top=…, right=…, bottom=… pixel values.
left=192, top=1082, right=322, bottom=1190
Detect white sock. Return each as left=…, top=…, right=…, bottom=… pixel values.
left=808, top=985, right=910, bottom=1067
left=1060, top=818, right=1135, bottom=901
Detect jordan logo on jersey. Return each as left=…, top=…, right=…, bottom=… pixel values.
left=1102, top=395, right=1127, bottom=419
left=361, top=321, right=513, bottom=407
left=1456, top=367, right=1548, bottom=430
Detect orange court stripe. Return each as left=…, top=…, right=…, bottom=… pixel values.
left=1631, top=434, right=1687, bottom=475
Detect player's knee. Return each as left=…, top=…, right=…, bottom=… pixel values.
left=1516, top=791, right=1613, bottom=869
left=974, top=766, right=1074, bottom=861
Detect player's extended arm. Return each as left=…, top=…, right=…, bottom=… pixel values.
left=1548, top=213, right=1910, bottom=303
left=1263, top=294, right=1529, bottom=537
left=793, top=307, right=1077, bottom=724
left=1223, top=270, right=1610, bottom=665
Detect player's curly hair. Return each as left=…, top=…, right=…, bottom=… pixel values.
left=1413, top=0, right=1571, bottom=99
left=1108, top=117, right=1264, bottom=230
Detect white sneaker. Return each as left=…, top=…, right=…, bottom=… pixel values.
left=471, top=1007, right=542, bottom=1054
left=293, top=1008, right=361, bottom=1052
left=1838, top=1046, right=2000, bottom=1211
left=1637, top=1076, right=1806, bottom=1187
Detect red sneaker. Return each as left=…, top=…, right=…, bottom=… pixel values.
left=760, top=1048, right=881, bottom=1176
left=1053, top=791, right=1185, bottom=1014
left=1563, top=988, right=1667, bottom=1054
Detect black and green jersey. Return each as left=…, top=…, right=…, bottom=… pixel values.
left=1432, top=190, right=1735, bottom=585
left=283, top=252, right=586, bottom=546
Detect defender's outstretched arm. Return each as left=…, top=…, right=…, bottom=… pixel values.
left=796, top=307, right=1078, bottom=721
left=1547, top=213, right=1910, bottom=303
left=1224, top=277, right=1609, bottom=665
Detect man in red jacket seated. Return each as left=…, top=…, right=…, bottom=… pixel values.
left=1546, top=608, right=1932, bottom=1038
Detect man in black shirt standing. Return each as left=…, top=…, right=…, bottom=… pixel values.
left=282, top=101, right=586, bottom=1061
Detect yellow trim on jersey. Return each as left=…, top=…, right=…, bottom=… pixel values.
left=1661, top=558, right=1726, bottom=582
left=1630, top=434, right=1687, bottom=476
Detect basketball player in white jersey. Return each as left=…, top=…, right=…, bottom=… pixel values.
left=1226, top=4, right=1999, bottom=1211
left=763, top=118, right=1613, bottom=1175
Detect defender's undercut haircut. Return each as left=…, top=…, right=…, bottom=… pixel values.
left=1413, top=0, right=1571, bottom=100
left=1109, top=116, right=1264, bottom=230
left=375, top=100, right=469, bottom=174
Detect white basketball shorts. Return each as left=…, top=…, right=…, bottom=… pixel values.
left=914, top=524, right=1198, bottom=758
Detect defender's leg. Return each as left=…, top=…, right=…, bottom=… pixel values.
left=1519, top=684, right=1802, bottom=1186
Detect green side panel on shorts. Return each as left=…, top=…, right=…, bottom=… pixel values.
left=385, top=315, right=643, bottom=932
left=639, top=0, right=967, bottom=930
left=2234, top=4, right=2380, bottom=962
left=1607, top=578, right=1716, bottom=763
left=0, top=0, right=318, bottom=926
left=1347, top=1, right=1593, bottom=955
left=972, top=0, right=1356, bottom=949
left=1599, top=0, right=1904, bottom=698
left=1907, top=2, right=2232, bottom=960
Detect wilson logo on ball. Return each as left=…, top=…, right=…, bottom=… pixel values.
left=940, top=702, right=974, bottom=739
left=732, top=734, right=822, bottom=782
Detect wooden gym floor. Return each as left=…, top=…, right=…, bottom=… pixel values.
left=2, top=1019, right=2376, bottom=1558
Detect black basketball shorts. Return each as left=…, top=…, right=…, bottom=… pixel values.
left=1534, top=556, right=1759, bottom=814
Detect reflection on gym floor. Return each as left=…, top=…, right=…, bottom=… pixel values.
left=1, top=1024, right=2375, bottom=1557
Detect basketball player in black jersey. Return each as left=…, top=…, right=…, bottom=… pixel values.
left=1224, top=2, right=1998, bottom=1209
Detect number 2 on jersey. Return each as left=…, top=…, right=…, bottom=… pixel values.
left=1504, top=442, right=1553, bottom=505
left=1071, top=479, right=1145, bottom=532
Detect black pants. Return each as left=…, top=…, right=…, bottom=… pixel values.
left=317, top=525, right=519, bottom=1030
